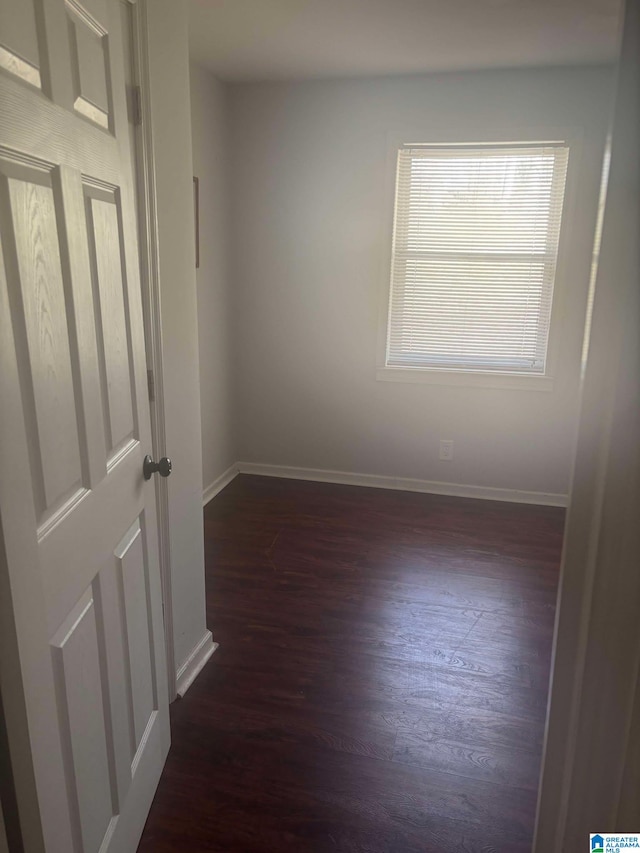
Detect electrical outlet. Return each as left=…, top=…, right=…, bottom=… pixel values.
left=439, top=439, right=454, bottom=461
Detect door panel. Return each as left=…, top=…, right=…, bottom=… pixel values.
left=66, top=0, right=111, bottom=129
left=85, top=188, right=136, bottom=457
left=54, top=165, right=108, bottom=490
left=51, top=588, right=115, bottom=853
left=0, top=0, right=170, bottom=850
left=116, top=518, right=156, bottom=755
left=2, top=169, right=84, bottom=520
left=0, top=0, right=43, bottom=88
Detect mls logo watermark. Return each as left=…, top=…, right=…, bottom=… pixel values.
left=591, top=834, right=640, bottom=852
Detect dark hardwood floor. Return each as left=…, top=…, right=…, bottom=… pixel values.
left=138, top=474, right=564, bottom=852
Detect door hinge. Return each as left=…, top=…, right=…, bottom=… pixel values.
left=132, top=85, right=143, bottom=126
left=147, top=368, right=155, bottom=401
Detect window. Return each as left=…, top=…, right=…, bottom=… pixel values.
left=385, top=143, right=570, bottom=376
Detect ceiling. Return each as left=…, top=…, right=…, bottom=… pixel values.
left=188, top=0, right=622, bottom=83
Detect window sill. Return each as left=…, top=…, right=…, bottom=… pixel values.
left=376, top=366, right=555, bottom=392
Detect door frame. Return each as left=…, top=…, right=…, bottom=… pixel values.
left=124, top=0, right=177, bottom=702
left=125, top=0, right=638, bottom=822
left=533, top=1, right=639, bottom=846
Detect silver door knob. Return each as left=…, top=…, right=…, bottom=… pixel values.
left=143, top=455, right=172, bottom=480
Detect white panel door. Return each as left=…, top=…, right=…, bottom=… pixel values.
left=0, top=0, right=170, bottom=851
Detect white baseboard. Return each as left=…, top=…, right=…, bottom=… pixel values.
left=203, top=463, right=238, bottom=507
left=236, top=461, right=568, bottom=507
left=175, top=631, right=218, bottom=698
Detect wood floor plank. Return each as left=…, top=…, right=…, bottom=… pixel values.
left=138, top=474, right=563, bottom=852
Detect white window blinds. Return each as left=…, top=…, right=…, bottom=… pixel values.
left=386, top=144, right=570, bottom=374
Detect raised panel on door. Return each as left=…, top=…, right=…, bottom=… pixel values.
left=0, top=157, right=88, bottom=534
left=84, top=182, right=137, bottom=465
left=65, top=0, right=112, bottom=130
left=0, top=0, right=43, bottom=88
left=51, top=587, right=117, bottom=853
left=115, top=517, right=157, bottom=762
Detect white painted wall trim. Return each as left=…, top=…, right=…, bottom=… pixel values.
left=235, top=462, right=568, bottom=507
left=137, top=0, right=210, bottom=705
left=131, top=0, right=176, bottom=705
left=175, top=631, right=218, bottom=698
left=203, top=464, right=238, bottom=507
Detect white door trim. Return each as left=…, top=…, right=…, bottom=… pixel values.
left=128, top=0, right=176, bottom=702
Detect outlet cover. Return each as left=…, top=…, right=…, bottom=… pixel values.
left=439, top=439, right=454, bottom=461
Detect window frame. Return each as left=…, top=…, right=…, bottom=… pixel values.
left=376, top=126, right=583, bottom=391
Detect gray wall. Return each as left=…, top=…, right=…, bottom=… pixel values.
left=225, top=66, right=611, bottom=497
left=190, top=64, right=236, bottom=491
